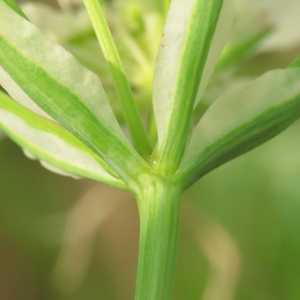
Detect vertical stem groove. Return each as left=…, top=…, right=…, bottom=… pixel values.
left=135, top=177, right=181, bottom=300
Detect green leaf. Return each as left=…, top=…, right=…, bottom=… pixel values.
left=216, top=27, right=273, bottom=71
left=0, top=67, right=53, bottom=120
left=164, top=0, right=172, bottom=15
left=289, top=55, right=300, bottom=68
left=152, top=0, right=231, bottom=175
left=3, top=0, right=28, bottom=20
left=196, top=0, right=234, bottom=103
left=0, top=91, right=128, bottom=190
left=83, top=0, right=152, bottom=158
left=0, top=1, right=149, bottom=182
left=179, top=68, right=300, bottom=189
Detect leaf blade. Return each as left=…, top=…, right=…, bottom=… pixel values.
left=3, top=0, right=28, bottom=19
left=83, top=0, right=152, bottom=157
left=196, top=0, right=234, bottom=103
left=179, top=68, right=300, bottom=188
left=0, top=91, right=128, bottom=190
left=0, top=1, right=149, bottom=181
left=152, top=0, right=226, bottom=174
left=289, top=55, right=300, bottom=68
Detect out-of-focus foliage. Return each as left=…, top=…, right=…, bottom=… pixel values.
left=1, top=0, right=300, bottom=299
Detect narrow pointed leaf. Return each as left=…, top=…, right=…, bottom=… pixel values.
left=152, top=0, right=225, bottom=174
left=164, top=0, right=172, bottom=15
left=196, top=0, right=234, bottom=103
left=289, top=55, right=300, bottom=68
left=0, top=1, right=149, bottom=181
left=0, top=91, right=127, bottom=190
left=179, top=68, right=300, bottom=188
left=3, top=0, right=28, bottom=19
left=83, top=0, right=152, bottom=157
left=216, top=27, right=273, bottom=71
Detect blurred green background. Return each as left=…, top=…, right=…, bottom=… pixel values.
left=1, top=0, right=300, bottom=299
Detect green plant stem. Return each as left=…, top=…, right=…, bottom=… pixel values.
left=147, top=108, right=158, bottom=149
left=134, top=176, right=181, bottom=300
left=83, top=0, right=152, bottom=158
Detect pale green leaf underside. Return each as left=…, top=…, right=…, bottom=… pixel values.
left=180, top=68, right=300, bottom=188
left=0, top=1, right=147, bottom=179
left=0, top=66, right=53, bottom=120
left=0, top=91, right=127, bottom=190
left=152, top=0, right=224, bottom=173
